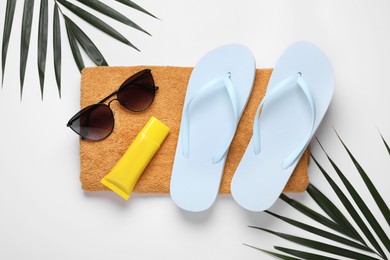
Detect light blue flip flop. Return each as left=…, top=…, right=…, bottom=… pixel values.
left=231, top=41, right=334, bottom=211
left=170, top=44, right=255, bottom=212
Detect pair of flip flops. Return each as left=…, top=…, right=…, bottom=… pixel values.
left=170, top=42, right=334, bottom=212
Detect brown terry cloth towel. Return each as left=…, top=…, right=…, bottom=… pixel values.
left=80, top=66, right=309, bottom=194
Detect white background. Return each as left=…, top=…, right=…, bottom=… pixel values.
left=1, top=0, right=390, bottom=259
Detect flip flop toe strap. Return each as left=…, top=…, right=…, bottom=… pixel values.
left=253, top=73, right=316, bottom=170
left=181, top=72, right=240, bottom=164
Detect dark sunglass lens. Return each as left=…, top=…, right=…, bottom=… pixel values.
left=134, top=70, right=155, bottom=87
left=68, top=104, right=114, bottom=140
left=117, top=86, right=155, bottom=112
left=117, top=70, right=156, bottom=111
left=122, top=69, right=155, bottom=88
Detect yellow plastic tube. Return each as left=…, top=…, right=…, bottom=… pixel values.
left=101, top=117, right=170, bottom=200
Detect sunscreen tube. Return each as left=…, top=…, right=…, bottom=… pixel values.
left=101, top=117, right=170, bottom=200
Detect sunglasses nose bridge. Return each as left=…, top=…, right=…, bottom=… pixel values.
left=108, top=98, right=119, bottom=109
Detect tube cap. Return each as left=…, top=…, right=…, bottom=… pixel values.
left=142, top=117, right=170, bottom=145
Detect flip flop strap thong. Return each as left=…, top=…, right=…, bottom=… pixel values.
left=253, top=73, right=316, bottom=170
left=181, top=72, right=240, bottom=164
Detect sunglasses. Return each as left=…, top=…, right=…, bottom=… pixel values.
left=67, top=69, right=158, bottom=141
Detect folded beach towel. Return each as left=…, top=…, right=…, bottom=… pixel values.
left=79, top=66, right=309, bottom=194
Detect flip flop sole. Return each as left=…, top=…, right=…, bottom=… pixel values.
left=170, top=44, right=255, bottom=212
left=231, top=41, right=334, bottom=211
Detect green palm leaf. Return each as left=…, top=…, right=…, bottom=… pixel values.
left=2, top=0, right=17, bottom=85
left=279, top=193, right=349, bottom=237
left=318, top=140, right=390, bottom=254
left=57, top=0, right=139, bottom=51
left=306, top=183, right=364, bottom=243
left=20, top=0, right=35, bottom=97
left=250, top=133, right=389, bottom=259
left=264, top=210, right=372, bottom=253
left=243, top=244, right=301, bottom=260
left=38, top=0, right=48, bottom=99
left=380, top=133, right=390, bottom=156
left=2, top=0, right=155, bottom=98
left=64, top=18, right=85, bottom=72
left=252, top=227, right=380, bottom=260
left=64, top=16, right=108, bottom=67
left=77, top=0, right=151, bottom=35
left=311, top=153, right=387, bottom=259
left=53, top=3, right=62, bottom=97
left=334, top=131, right=390, bottom=227
left=115, top=0, right=158, bottom=19
left=275, top=246, right=339, bottom=260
